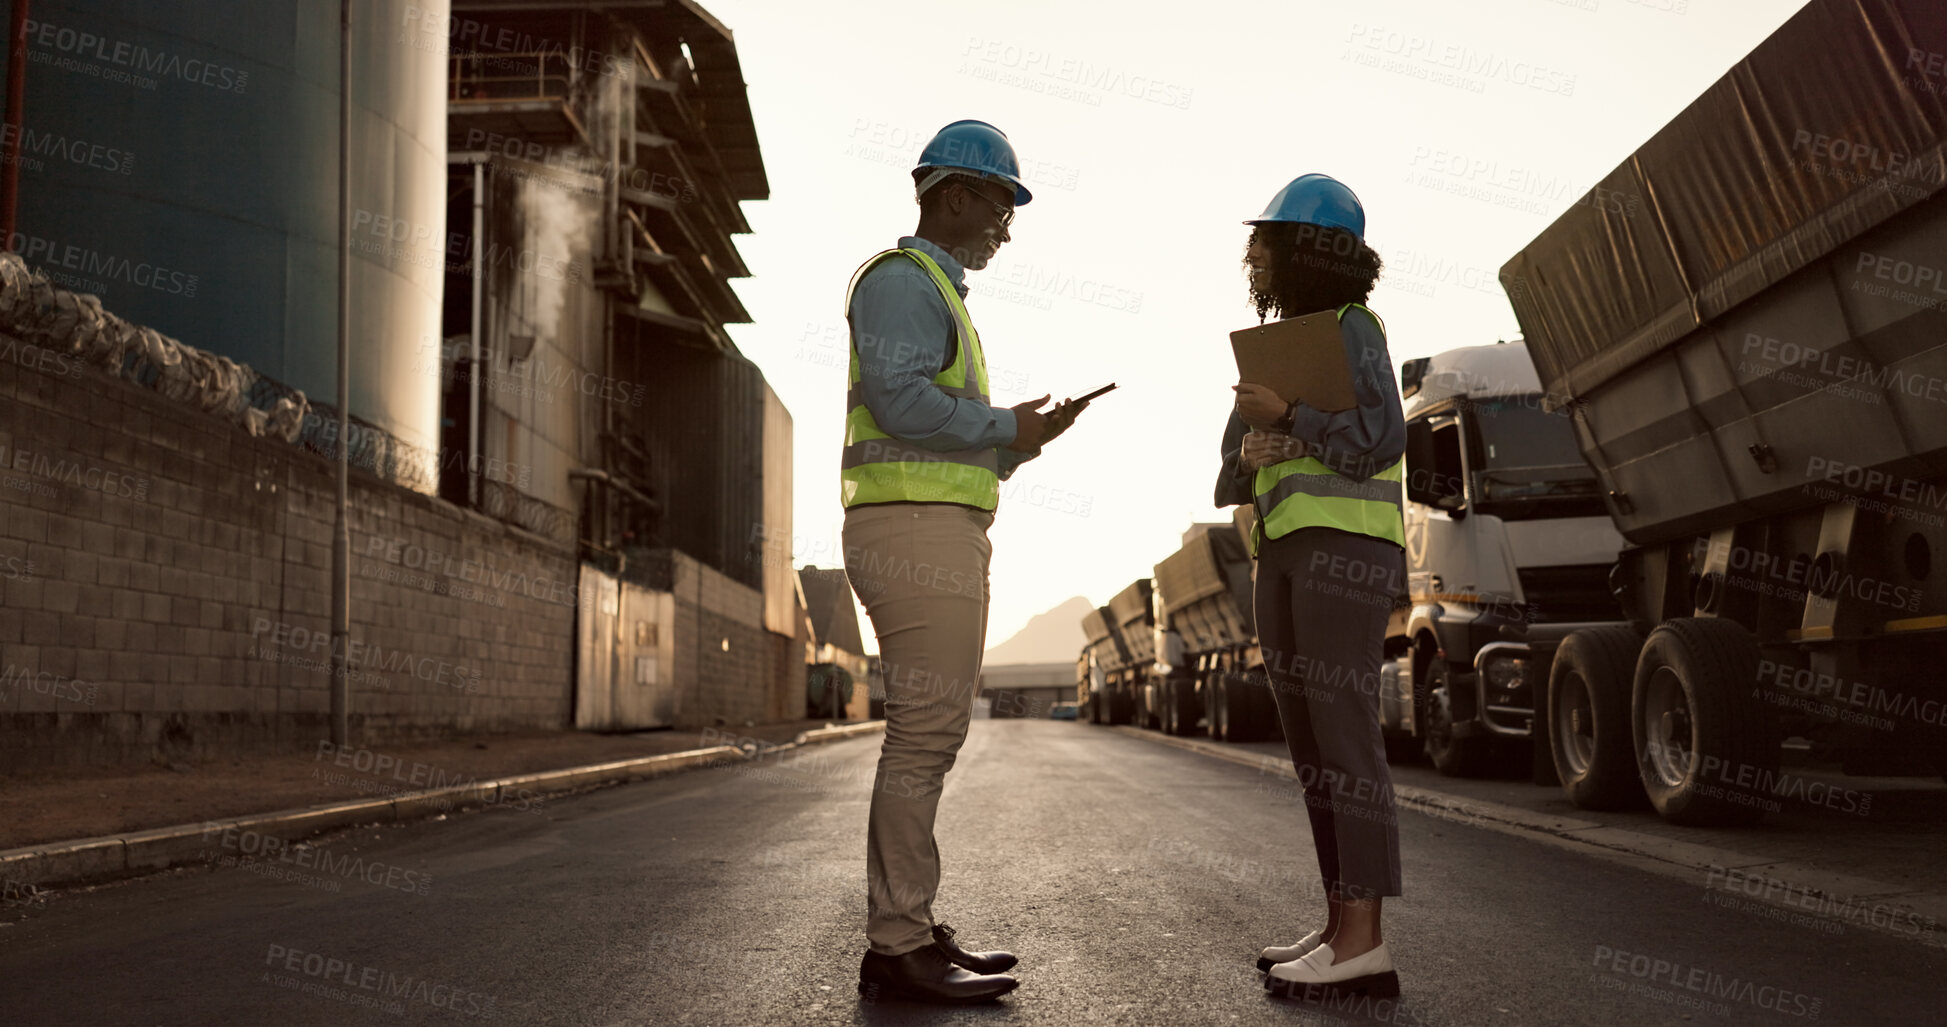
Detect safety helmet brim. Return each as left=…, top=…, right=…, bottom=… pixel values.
left=915, top=119, right=1033, bottom=206
left=1244, top=173, right=1365, bottom=239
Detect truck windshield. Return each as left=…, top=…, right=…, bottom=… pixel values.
left=1472, top=399, right=1597, bottom=501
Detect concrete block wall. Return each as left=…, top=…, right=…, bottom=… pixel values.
left=0, top=338, right=575, bottom=770
left=662, top=549, right=800, bottom=729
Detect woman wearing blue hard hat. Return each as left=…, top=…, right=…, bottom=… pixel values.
left=1216, top=174, right=1407, bottom=1000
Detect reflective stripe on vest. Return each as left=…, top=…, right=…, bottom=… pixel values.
left=839, top=248, right=1001, bottom=510
left=1252, top=303, right=1406, bottom=550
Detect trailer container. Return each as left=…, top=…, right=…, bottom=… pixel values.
left=1503, top=0, right=1947, bottom=824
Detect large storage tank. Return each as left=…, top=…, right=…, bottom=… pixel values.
left=5, top=0, right=447, bottom=484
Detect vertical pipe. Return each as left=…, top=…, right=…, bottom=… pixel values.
left=470, top=161, right=484, bottom=508
left=600, top=286, right=614, bottom=554
left=1, top=0, right=30, bottom=248
left=329, top=0, right=352, bottom=747
left=604, top=46, right=621, bottom=552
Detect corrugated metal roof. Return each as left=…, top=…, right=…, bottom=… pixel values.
left=798, top=566, right=865, bottom=656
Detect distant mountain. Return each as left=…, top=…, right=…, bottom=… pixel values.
left=984, top=596, right=1093, bottom=666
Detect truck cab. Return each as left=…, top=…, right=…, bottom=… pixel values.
left=1382, top=342, right=1627, bottom=775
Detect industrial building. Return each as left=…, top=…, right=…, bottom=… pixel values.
left=979, top=663, right=1075, bottom=719
left=0, top=0, right=799, bottom=766
left=427, top=0, right=800, bottom=730
left=797, top=566, right=873, bottom=721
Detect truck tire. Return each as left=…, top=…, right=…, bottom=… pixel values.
left=1631, top=618, right=1781, bottom=826
left=1208, top=674, right=1230, bottom=743
left=1112, top=690, right=1136, bottom=726
left=1423, top=659, right=1493, bottom=777
left=1383, top=731, right=1423, bottom=764
left=1227, top=672, right=1273, bottom=743
left=1548, top=626, right=1646, bottom=810
left=1227, top=683, right=1254, bottom=742
left=1168, top=678, right=1199, bottom=736
left=1197, top=673, right=1214, bottom=740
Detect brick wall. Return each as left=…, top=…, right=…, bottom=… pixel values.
left=0, top=338, right=576, bottom=770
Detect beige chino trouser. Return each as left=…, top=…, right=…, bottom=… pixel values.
left=842, top=502, right=994, bottom=956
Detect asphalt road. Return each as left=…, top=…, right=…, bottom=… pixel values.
left=2, top=720, right=1942, bottom=1026
left=1218, top=735, right=1947, bottom=900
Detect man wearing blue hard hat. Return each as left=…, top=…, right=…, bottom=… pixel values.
left=839, top=119, right=1084, bottom=1004
left=1216, top=174, right=1408, bottom=1001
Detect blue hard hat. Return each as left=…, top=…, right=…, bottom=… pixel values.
left=915, top=119, right=1033, bottom=206
left=1245, top=173, right=1365, bottom=240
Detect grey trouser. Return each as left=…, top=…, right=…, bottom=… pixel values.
left=1254, top=526, right=1404, bottom=900
left=843, top=502, right=993, bottom=955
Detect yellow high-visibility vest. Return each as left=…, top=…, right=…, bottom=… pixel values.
left=1252, top=303, right=1406, bottom=550
left=839, top=248, right=1001, bottom=510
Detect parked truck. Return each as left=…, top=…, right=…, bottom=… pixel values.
left=1501, top=0, right=1947, bottom=825
left=1150, top=520, right=1281, bottom=742
left=1378, top=341, right=1629, bottom=775
left=1107, top=579, right=1160, bottom=727
left=1078, top=597, right=1139, bottom=725
left=1078, top=516, right=1283, bottom=742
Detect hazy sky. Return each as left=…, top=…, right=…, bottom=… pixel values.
left=705, top=0, right=1805, bottom=654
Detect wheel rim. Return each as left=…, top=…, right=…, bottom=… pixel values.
left=1425, top=668, right=1454, bottom=757
left=1557, top=672, right=1597, bottom=777
left=1641, top=666, right=1695, bottom=788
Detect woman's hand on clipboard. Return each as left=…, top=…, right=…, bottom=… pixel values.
left=1232, top=383, right=1289, bottom=430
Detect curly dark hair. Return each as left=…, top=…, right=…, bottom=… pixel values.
left=1244, top=222, right=1383, bottom=321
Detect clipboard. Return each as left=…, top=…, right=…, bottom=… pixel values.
left=1229, top=309, right=1356, bottom=412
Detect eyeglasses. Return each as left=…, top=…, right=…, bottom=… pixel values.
left=954, top=179, right=1015, bottom=227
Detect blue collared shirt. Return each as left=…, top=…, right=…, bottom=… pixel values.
left=848, top=236, right=1037, bottom=480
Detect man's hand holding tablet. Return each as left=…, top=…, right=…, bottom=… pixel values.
left=1044, top=383, right=1114, bottom=445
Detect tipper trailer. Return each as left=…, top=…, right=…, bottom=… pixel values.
left=1075, top=517, right=1283, bottom=742
left=1107, top=579, right=1161, bottom=728
left=1504, top=0, right=1947, bottom=824
left=1151, top=521, right=1281, bottom=742
left=1078, top=603, right=1135, bottom=724
left=1079, top=582, right=1155, bottom=727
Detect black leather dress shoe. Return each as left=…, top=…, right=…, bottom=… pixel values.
left=858, top=942, right=1019, bottom=1004
left=932, top=923, right=1018, bottom=973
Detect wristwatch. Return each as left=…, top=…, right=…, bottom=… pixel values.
left=1271, top=401, right=1297, bottom=434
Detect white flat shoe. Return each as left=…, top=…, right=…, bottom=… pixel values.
left=1255, top=929, right=1323, bottom=971
left=1264, top=941, right=1399, bottom=999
